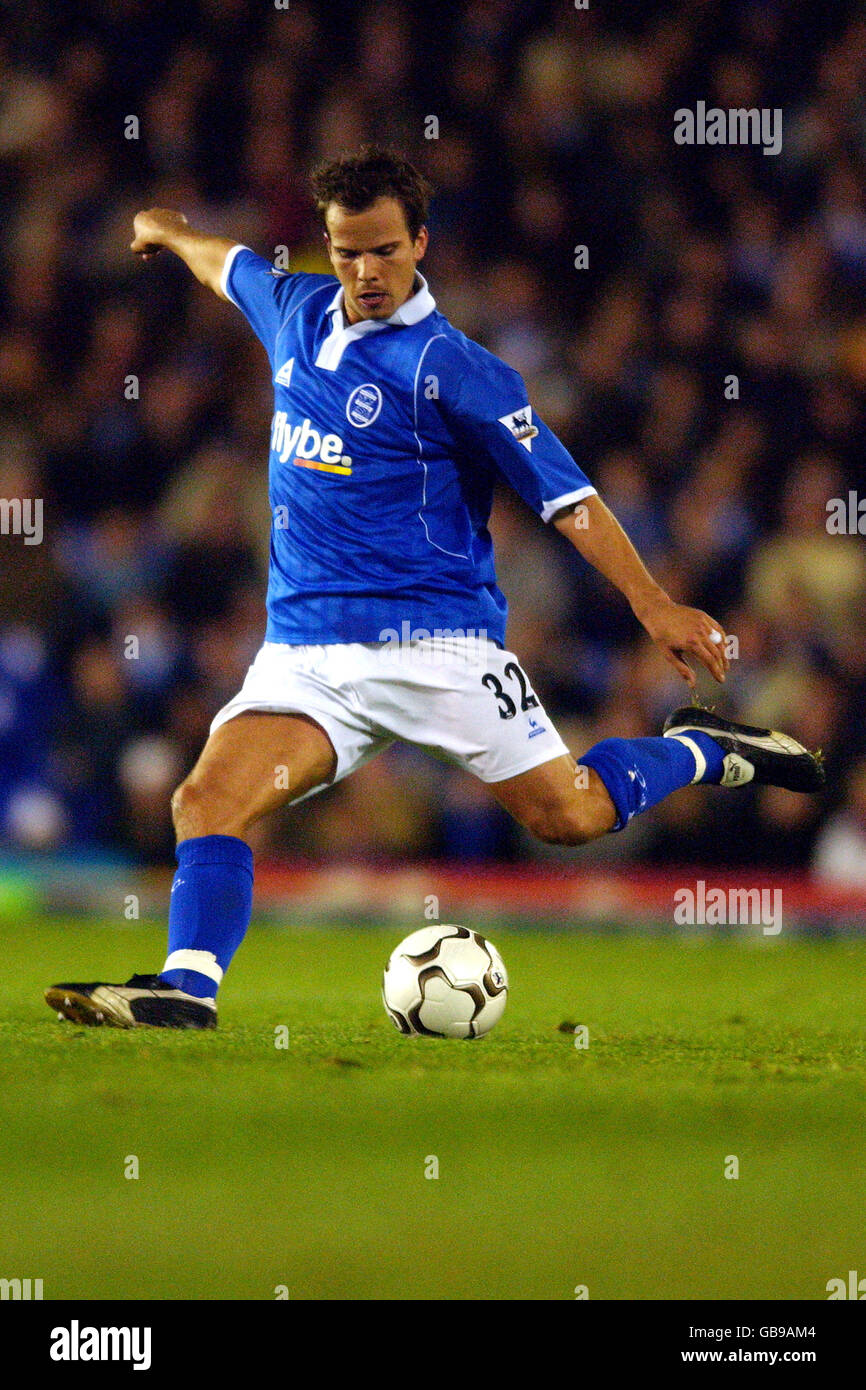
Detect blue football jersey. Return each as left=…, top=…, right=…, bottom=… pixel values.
left=221, top=245, right=595, bottom=647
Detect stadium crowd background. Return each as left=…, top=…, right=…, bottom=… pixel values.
left=1, top=0, right=865, bottom=881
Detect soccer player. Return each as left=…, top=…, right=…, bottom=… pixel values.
left=46, top=149, right=823, bottom=1029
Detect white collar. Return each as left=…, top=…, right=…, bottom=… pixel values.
left=324, top=271, right=436, bottom=330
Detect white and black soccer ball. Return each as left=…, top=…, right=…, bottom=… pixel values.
left=382, top=925, right=508, bottom=1039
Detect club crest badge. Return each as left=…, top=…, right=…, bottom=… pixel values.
left=346, top=384, right=383, bottom=428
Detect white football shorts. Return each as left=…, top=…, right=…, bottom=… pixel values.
left=210, top=636, right=570, bottom=804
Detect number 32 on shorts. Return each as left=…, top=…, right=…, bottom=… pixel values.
left=481, top=662, right=540, bottom=720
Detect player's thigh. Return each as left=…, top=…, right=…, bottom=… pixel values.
left=487, top=751, right=616, bottom=843
left=172, top=711, right=337, bottom=836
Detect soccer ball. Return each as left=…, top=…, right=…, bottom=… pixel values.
left=382, top=925, right=508, bottom=1039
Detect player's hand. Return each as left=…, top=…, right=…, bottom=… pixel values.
left=637, top=597, right=728, bottom=686
left=130, top=208, right=189, bottom=259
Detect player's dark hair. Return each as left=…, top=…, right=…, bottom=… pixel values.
left=310, top=146, right=433, bottom=242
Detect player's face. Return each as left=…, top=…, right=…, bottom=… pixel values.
left=324, top=197, right=428, bottom=325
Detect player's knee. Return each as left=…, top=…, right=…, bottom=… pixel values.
left=170, top=776, right=203, bottom=836
left=528, top=803, right=601, bottom=847
left=171, top=774, right=243, bottom=838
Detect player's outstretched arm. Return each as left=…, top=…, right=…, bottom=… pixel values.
left=553, top=493, right=729, bottom=687
left=130, top=208, right=238, bottom=300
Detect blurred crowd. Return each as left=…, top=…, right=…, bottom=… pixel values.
left=1, top=0, right=866, bottom=878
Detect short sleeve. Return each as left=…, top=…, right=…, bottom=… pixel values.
left=431, top=336, right=595, bottom=522
left=221, top=245, right=315, bottom=365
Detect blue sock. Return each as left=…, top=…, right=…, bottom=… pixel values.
left=581, top=732, right=724, bottom=832
left=160, top=835, right=254, bottom=998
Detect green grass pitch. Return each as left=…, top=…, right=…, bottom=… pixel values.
left=1, top=918, right=864, bottom=1300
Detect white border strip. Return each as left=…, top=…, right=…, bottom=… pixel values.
left=666, top=734, right=707, bottom=784
left=541, top=485, right=597, bottom=524
left=220, top=242, right=250, bottom=306
left=162, top=949, right=224, bottom=984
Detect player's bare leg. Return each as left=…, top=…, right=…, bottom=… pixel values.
left=488, top=710, right=824, bottom=847
left=489, top=753, right=617, bottom=845
left=171, top=711, right=337, bottom=840
left=45, top=712, right=338, bottom=1029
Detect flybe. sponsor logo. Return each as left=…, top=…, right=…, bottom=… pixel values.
left=270, top=411, right=352, bottom=475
